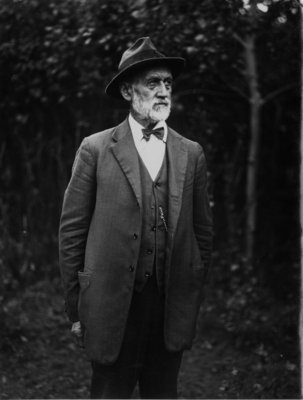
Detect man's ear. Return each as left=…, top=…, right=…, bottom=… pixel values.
left=120, top=83, right=132, bottom=101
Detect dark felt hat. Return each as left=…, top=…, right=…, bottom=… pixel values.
left=105, top=37, right=185, bottom=99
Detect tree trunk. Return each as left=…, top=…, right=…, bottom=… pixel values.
left=244, top=33, right=262, bottom=265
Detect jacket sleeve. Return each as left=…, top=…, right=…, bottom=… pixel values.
left=59, top=138, right=96, bottom=322
left=193, top=143, right=213, bottom=279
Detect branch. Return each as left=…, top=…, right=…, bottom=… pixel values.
left=173, top=88, right=240, bottom=100
left=233, top=33, right=248, bottom=49
left=226, top=82, right=250, bottom=100
left=217, top=74, right=250, bottom=100
left=262, top=82, right=299, bottom=105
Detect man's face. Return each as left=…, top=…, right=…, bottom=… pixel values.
left=126, top=67, right=173, bottom=126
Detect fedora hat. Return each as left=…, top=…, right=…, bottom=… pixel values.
left=105, top=37, right=185, bottom=99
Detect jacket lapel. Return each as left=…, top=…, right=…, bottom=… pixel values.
left=166, top=128, right=188, bottom=237
left=110, top=119, right=142, bottom=207
left=110, top=120, right=188, bottom=230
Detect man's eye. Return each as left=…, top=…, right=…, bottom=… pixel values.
left=148, top=81, right=157, bottom=88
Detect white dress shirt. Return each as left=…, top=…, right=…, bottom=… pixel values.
left=128, top=113, right=168, bottom=181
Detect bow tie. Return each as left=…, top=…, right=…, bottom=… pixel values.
left=142, top=127, right=165, bottom=141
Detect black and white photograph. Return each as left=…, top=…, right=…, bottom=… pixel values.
left=0, top=0, right=300, bottom=398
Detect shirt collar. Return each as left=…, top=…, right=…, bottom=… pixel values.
left=128, top=113, right=168, bottom=143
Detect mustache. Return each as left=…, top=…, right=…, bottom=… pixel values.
left=154, top=101, right=170, bottom=106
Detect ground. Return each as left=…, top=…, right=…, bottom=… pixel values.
left=0, top=277, right=300, bottom=399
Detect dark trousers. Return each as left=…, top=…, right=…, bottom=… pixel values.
left=90, top=273, right=183, bottom=399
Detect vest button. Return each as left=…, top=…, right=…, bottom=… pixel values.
left=133, top=233, right=138, bottom=240
left=151, top=226, right=156, bottom=231
left=145, top=272, right=151, bottom=278
left=147, top=249, right=153, bottom=255
left=129, top=265, right=135, bottom=272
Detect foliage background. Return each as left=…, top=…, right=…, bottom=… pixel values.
left=0, top=0, right=301, bottom=398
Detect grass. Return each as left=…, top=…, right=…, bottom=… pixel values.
left=0, top=273, right=300, bottom=399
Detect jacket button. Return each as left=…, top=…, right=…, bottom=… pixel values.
left=129, top=265, right=134, bottom=272
left=151, top=226, right=156, bottom=231
left=133, top=233, right=138, bottom=240
left=145, top=272, right=151, bottom=278
left=147, top=249, right=153, bottom=255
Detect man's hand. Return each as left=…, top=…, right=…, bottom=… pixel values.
left=71, top=321, right=84, bottom=348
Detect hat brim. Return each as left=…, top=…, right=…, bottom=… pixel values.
left=105, top=57, right=185, bottom=100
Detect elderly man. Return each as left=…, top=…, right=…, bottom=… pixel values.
left=59, top=37, right=213, bottom=399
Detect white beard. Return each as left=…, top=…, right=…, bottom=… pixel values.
left=131, top=92, right=171, bottom=123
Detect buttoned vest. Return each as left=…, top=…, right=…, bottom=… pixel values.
left=134, top=152, right=168, bottom=294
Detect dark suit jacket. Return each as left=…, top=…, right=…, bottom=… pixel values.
left=59, top=118, right=213, bottom=364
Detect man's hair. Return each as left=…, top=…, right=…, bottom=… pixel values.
left=120, top=69, right=137, bottom=87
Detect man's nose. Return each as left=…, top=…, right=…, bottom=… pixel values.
left=157, top=82, right=169, bottom=97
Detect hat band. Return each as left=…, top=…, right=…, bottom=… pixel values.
left=119, top=49, right=165, bottom=72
